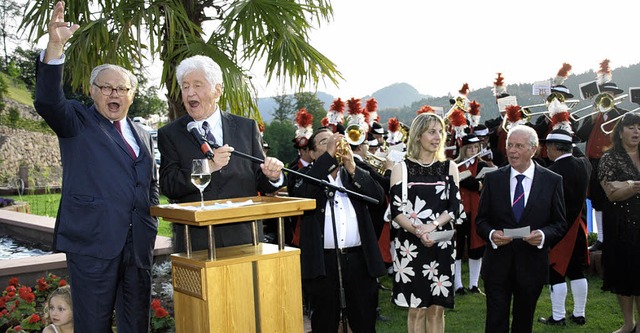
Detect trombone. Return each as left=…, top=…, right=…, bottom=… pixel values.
left=600, top=107, right=640, bottom=134
left=570, top=93, right=628, bottom=122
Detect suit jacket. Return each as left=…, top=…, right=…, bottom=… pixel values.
left=34, top=61, right=159, bottom=269
left=158, top=113, right=281, bottom=248
left=476, top=164, right=567, bottom=286
left=355, top=157, right=390, bottom=239
left=291, top=152, right=386, bottom=280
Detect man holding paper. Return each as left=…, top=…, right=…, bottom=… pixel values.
left=476, top=125, right=567, bottom=333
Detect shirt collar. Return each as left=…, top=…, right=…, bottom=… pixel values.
left=510, top=162, right=535, bottom=180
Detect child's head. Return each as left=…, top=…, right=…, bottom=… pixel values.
left=46, top=285, right=73, bottom=327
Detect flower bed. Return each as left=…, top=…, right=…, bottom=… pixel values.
left=0, top=273, right=174, bottom=332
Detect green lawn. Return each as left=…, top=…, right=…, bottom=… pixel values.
left=5, top=193, right=623, bottom=332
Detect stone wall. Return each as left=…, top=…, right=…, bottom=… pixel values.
left=0, top=100, right=62, bottom=188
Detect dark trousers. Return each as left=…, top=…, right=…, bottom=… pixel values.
left=66, top=231, right=151, bottom=333
left=484, top=272, right=543, bottom=333
left=305, top=248, right=378, bottom=333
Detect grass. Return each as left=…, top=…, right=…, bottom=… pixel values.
left=376, top=264, right=622, bottom=333
left=1, top=72, right=33, bottom=106
left=5, top=193, right=624, bottom=332
left=6, top=193, right=173, bottom=237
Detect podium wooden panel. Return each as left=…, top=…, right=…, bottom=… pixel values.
left=151, top=196, right=315, bottom=333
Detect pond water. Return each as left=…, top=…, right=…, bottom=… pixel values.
left=0, top=236, right=52, bottom=260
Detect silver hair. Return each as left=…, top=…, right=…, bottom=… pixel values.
left=176, top=55, right=223, bottom=90
left=89, top=64, right=138, bottom=92
left=507, top=124, right=538, bottom=147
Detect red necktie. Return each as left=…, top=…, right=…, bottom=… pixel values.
left=114, top=120, right=137, bottom=159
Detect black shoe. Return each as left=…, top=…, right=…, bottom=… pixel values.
left=455, top=287, right=466, bottom=295
left=589, top=240, right=603, bottom=252
left=538, top=316, right=566, bottom=326
left=468, top=286, right=485, bottom=296
left=569, top=314, right=586, bottom=325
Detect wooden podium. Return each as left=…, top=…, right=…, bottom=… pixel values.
left=151, top=196, right=315, bottom=333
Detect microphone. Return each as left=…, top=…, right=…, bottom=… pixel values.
left=187, top=121, right=214, bottom=159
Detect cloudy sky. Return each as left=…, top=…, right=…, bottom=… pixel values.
left=246, top=0, right=639, bottom=99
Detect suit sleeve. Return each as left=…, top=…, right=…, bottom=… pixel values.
left=475, top=170, right=496, bottom=241
left=158, top=126, right=195, bottom=201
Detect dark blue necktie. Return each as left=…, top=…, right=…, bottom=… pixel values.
left=513, top=174, right=525, bottom=223
left=202, top=121, right=217, bottom=146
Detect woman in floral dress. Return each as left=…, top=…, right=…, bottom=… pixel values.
left=389, top=112, right=461, bottom=333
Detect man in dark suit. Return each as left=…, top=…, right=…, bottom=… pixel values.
left=537, top=129, right=591, bottom=326
left=476, top=124, right=567, bottom=333
left=291, top=128, right=386, bottom=332
left=34, top=2, right=159, bottom=332
left=158, top=55, right=284, bottom=251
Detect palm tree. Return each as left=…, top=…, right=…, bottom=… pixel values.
left=20, top=0, right=342, bottom=121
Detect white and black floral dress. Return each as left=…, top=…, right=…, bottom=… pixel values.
left=390, top=159, right=460, bottom=309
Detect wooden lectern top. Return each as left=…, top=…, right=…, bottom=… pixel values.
left=150, top=195, right=315, bottom=226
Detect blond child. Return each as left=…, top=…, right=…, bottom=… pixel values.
left=43, top=285, right=73, bottom=333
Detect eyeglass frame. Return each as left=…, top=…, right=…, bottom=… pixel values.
left=93, top=83, right=131, bottom=97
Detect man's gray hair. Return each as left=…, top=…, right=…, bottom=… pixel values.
left=507, top=124, right=538, bottom=147
left=176, top=55, right=223, bottom=91
left=90, top=64, right=138, bottom=92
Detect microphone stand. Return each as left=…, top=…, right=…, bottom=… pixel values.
left=208, top=138, right=375, bottom=331
left=207, top=140, right=378, bottom=205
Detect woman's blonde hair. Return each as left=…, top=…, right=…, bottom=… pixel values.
left=405, top=113, right=447, bottom=161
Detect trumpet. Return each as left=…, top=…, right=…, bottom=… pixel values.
left=336, top=124, right=366, bottom=165
left=600, top=107, right=640, bottom=134
left=365, top=152, right=388, bottom=174
left=570, top=93, right=628, bottom=122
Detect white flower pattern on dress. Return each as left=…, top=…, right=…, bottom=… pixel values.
left=422, top=261, right=439, bottom=280
left=405, top=195, right=432, bottom=225
left=431, top=275, right=452, bottom=297
left=394, top=257, right=415, bottom=284
left=399, top=239, right=418, bottom=260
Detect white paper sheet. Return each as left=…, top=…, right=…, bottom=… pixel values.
left=503, top=226, right=530, bottom=239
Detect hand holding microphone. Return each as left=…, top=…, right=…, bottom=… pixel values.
left=187, top=121, right=233, bottom=171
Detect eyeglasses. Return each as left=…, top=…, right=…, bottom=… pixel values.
left=93, top=84, right=131, bottom=97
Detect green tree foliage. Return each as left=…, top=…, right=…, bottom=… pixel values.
left=20, top=1, right=342, bottom=122
left=264, top=120, right=296, bottom=164
left=294, top=92, right=326, bottom=130
left=0, top=0, right=21, bottom=69
left=271, top=93, right=294, bottom=123
left=8, top=47, right=38, bottom=97
left=129, top=85, right=168, bottom=119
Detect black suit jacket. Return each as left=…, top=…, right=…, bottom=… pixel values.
left=355, top=157, right=390, bottom=238
left=476, top=164, right=567, bottom=286
left=158, top=112, right=281, bottom=249
left=291, top=152, right=386, bottom=280
left=34, top=60, right=159, bottom=269
left=547, top=155, right=591, bottom=226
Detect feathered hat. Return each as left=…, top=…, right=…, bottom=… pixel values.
left=293, top=107, right=314, bottom=148
left=548, top=99, right=572, bottom=133
left=550, top=63, right=573, bottom=99
left=467, top=100, right=481, bottom=127
left=597, top=59, right=624, bottom=95
left=448, top=108, right=468, bottom=140
left=346, top=97, right=369, bottom=133
left=325, top=98, right=345, bottom=133
left=492, top=73, right=509, bottom=99
left=505, top=105, right=527, bottom=130
left=365, top=98, right=379, bottom=127
left=387, top=117, right=403, bottom=145
left=416, top=105, right=436, bottom=115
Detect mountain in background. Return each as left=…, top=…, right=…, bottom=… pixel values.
left=258, top=82, right=431, bottom=123
left=258, top=62, right=640, bottom=124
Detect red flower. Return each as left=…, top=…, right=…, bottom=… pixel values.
left=14, top=325, right=22, bottom=331
left=6, top=285, right=16, bottom=293
left=59, top=279, right=67, bottom=287
left=36, top=278, right=48, bottom=291
left=154, top=307, right=169, bottom=318
left=18, top=286, right=34, bottom=303
left=29, top=314, right=41, bottom=323
left=8, top=278, right=19, bottom=287
left=151, top=299, right=161, bottom=310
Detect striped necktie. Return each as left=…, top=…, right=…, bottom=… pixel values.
left=202, top=121, right=217, bottom=146
left=512, top=174, right=525, bottom=223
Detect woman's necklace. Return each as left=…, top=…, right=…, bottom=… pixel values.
left=415, top=157, right=436, bottom=168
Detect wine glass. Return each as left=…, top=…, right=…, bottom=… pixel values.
left=191, top=159, right=212, bottom=209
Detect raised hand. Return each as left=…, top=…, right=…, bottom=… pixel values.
left=44, top=1, right=80, bottom=62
